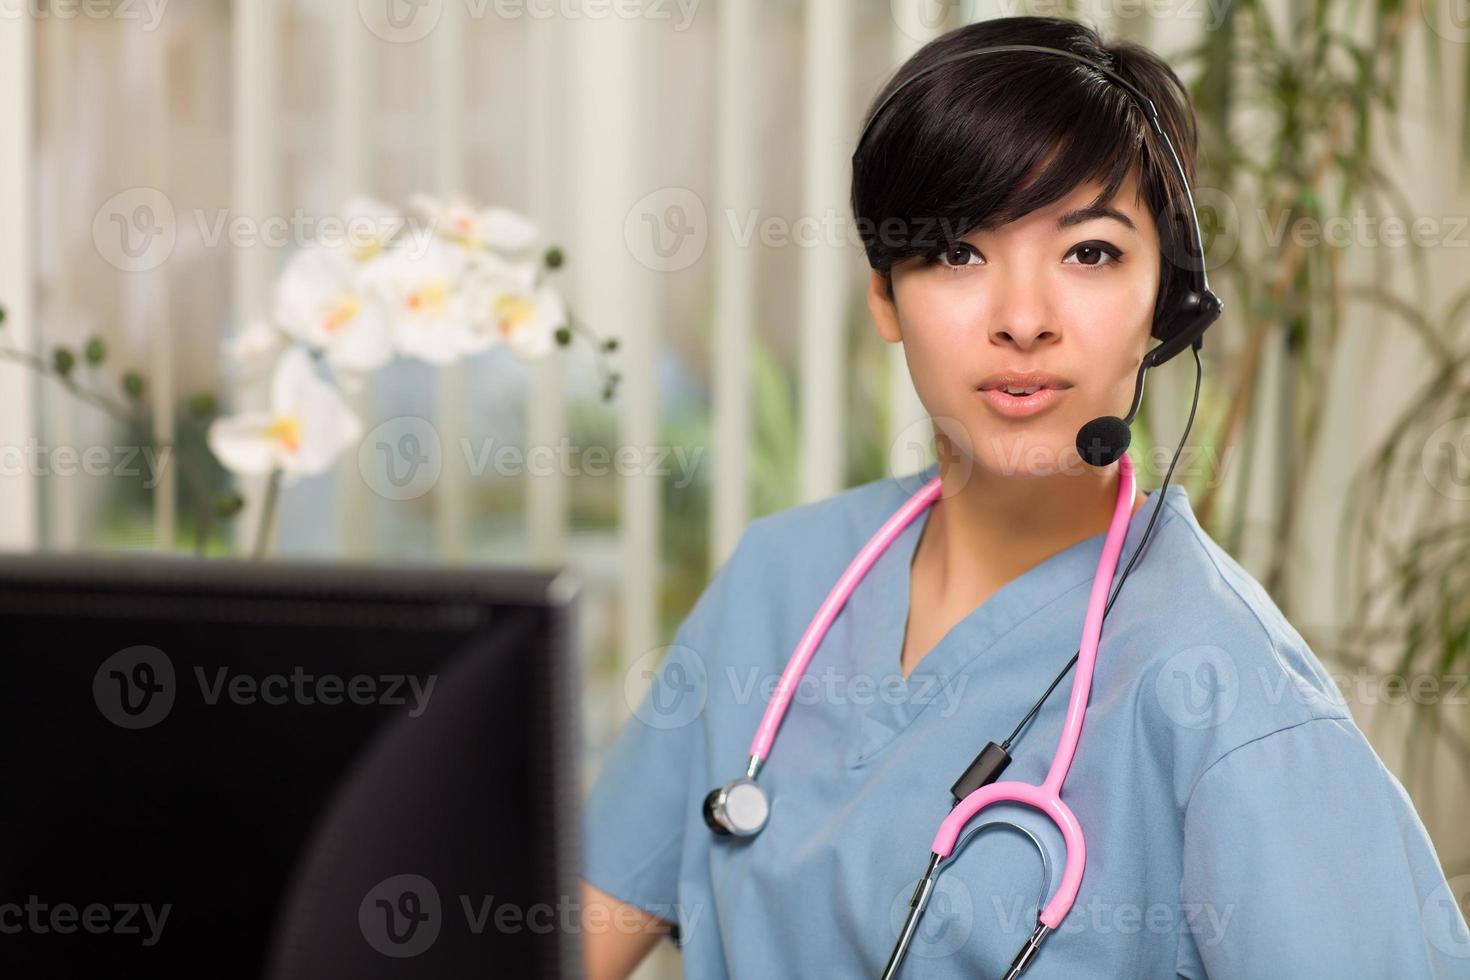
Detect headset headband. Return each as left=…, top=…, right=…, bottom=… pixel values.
left=854, top=43, right=1222, bottom=362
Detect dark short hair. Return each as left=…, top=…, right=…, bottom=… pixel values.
left=850, top=16, right=1201, bottom=342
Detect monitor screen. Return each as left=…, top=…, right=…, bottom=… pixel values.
left=0, top=553, right=581, bottom=979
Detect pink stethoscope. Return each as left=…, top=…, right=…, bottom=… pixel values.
left=703, top=452, right=1140, bottom=979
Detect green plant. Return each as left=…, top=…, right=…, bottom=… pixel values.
left=1173, top=0, right=1464, bottom=607
left=1337, top=282, right=1470, bottom=795
left=0, top=310, right=240, bottom=554
left=1165, top=0, right=1470, bottom=796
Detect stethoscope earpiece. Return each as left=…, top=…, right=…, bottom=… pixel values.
left=702, top=778, right=770, bottom=838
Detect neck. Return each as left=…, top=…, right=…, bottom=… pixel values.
left=917, top=452, right=1146, bottom=601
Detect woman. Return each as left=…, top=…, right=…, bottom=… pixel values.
left=579, top=16, right=1467, bottom=979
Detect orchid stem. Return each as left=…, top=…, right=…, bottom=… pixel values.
left=252, top=469, right=283, bottom=560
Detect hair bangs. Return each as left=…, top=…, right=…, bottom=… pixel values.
left=850, top=17, right=1202, bottom=340
left=863, top=55, right=1147, bottom=261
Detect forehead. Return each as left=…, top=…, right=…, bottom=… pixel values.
left=981, top=168, right=1152, bottom=237
left=1041, top=168, right=1145, bottom=218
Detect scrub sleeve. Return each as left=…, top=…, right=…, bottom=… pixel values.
left=581, top=549, right=730, bottom=949
left=1177, top=715, right=1470, bottom=978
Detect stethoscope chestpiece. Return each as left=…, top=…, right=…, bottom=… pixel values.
left=702, top=777, right=770, bottom=838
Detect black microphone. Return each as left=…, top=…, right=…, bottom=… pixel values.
left=1076, top=357, right=1149, bottom=468
left=1076, top=289, right=1221, bottom=468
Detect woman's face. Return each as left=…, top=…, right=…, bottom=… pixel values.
left=869, top=170, right=1161, bottom=480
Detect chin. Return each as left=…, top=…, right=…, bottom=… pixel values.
left=960, top=430, right=1084, bottom=481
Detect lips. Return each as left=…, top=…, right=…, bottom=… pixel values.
left=976, top=371, right=1074, bottom=394
left=976, top=373, right=1072, bottom=419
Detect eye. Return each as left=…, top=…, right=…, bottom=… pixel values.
left=935, top=242, right=983, bottom=269
left=1064, top=241, right=1124, bottom=268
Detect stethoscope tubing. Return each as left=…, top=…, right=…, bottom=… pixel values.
left=746, top=471, right=947, bottom=765
left=749, top=452, right=1137, bottom=935
left=932, top=453, right=1136, bottom=930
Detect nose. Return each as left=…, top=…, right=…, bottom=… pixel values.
left=988, top=271, right=1060, bottom=350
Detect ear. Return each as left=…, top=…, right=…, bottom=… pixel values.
left=867, top=270, right=902, bottom=344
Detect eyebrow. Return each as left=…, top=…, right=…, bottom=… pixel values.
left=1056, top=206, right=1137, bottom=231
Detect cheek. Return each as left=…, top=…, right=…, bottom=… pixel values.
left=892, top=284, right=988, bottom=365
left=1057, top=261, right=1158, bottom=317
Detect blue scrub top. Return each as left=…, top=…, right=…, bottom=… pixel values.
left=581, top=460, right=1470, bottom=978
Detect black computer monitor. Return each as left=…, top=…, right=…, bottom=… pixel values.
left=0, top=553, right=581, bottom=979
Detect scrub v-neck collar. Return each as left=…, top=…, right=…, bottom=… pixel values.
left=848, top=459, right=1180, bottom=764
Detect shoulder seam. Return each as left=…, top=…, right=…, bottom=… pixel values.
left=1165, top=506, right=1357, bottom=809
left=1181, top=715, right=1348, bottom=816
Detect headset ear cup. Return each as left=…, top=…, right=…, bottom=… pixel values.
left=1155, top=287, right=1199, bottom=344
left=1146, top=289, right=1221, bottom=369
left=703, top=788, right=732, bottom=835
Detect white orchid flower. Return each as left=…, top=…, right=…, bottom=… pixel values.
left=464, top=253, right=566, bottom=361
left=207, top=347, right=363, bottom=483
left=410, top=194, right=539, bottom=255
left=223, top=318, right=285, bottom=385
left=274, top=245, right=393, bottom=378
left=366, top=231, right=480, bottom=366
left=339, top=195, right=404, bottom=265
left=478, top=206, right=539, bottom=253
